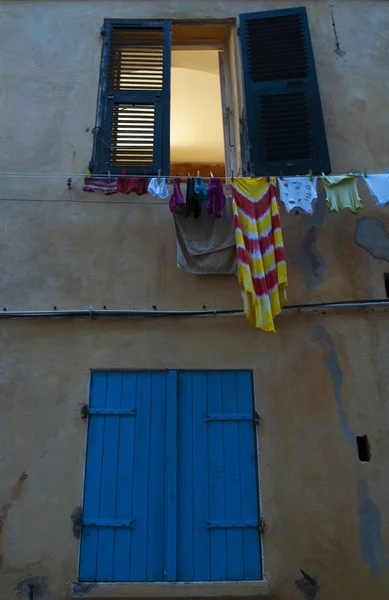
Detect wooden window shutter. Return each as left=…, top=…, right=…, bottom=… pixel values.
left=239, top=7, right=331, bottom=176
left=94, top=20, right=171, bottom=175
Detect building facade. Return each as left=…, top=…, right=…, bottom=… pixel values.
left=1, top=1, right=389, bottom=599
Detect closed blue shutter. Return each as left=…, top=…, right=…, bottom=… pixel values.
left=239, top=7, right=331, bottom=176
left=94, top=20, right=171, bottom=175
left=79, top=371, right=173, bottom=582
left=80, top=370, right=260, bottom=583
left=177, top=371, right=262, bottom=581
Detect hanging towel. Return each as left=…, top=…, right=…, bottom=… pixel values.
left=148, top=177, right=170, bottom=199
left=230, top=177, right=287, bottom=332
left=117, top=172, right=149, bottom=195
left=277, top=176, right=318, bottom=216
left=207, top=177, right=227, bottom=218
left=185, top=178, right=201, bottom=218
left=169, top=177, right=185, bottom=214
left=174, top=197, right=236, bottom=274
left=83, top=176, right=118, bottom=195
left=194, top=177, right=208, bottom=204
left=362, top=174, right=389, bottom=207
left=322, top=175, right=364, bottom=213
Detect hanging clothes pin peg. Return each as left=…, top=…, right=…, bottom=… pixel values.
left=157, top=168, right=161, bottom=184
left=363, top=168, right=367, bottom=178
left=67, top=177, right=72, bottom=191
left=210, top=170, right=214, bottom=178
left=108, top=170, right=111, bottom=182
left=231, top=170, right=234, bottom=182
left=309, top=169, right=313, bottom=182
left=85, top=168, right=91, bottom=180
left=280, top=170, right=283, bottom=181
left=197, top=170, right=200, bottom=178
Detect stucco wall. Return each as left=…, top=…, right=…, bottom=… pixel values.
left=1, top=1, right=389, bottom=599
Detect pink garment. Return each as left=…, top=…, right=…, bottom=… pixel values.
left=207, top=177, right=227, bottom=217
left=117, top=171, right=149, bottom=195
left=169, top=177, right=185, bottom=214
left=83, top=176, right=118, bottom=195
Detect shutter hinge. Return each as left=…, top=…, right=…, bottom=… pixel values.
left=258, top=517, right=266, bottom=534
left=237, top=26, right=240, bottom=36
left=100, top=26, right=106, bottom=36
left=255, top=411, right=260, bottom=424
left=81, top=404, right=88, bottom=420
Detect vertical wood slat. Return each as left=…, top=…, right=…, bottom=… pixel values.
left=113, top=373, right=138, bottom=581
left=147, top=373, right=167, bottom=581
left=207, top=371, right=228, bottom=581
left=130, top=373, right=152, bottom=581
left=236, top=372, right=262, bottom=580
left=79, top=372, right=107, bottom=581
left=177, top=372, right=194, bottom=581
left=164, top=370, right=178, bottom=581
left=192, top=372, right=210, bottom=581
left=222, top=372, right=244, bottom=580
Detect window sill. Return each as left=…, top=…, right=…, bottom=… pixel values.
left=71, top=580, right=270, bottom=598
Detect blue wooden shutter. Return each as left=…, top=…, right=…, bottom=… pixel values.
left=177, top=371, right=262, bottom=581
left=239, top=7, right=331, bottom=176
left=94, top=20, right=171, bottom=175
left=79, top=371, right=174, bottom=582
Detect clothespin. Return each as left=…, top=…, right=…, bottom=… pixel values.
left=309, top=169, right=313, bottom=182
left=363, top=168, right=367, bottom=178
left=67, top=177, right=72, bottom=190
left=266, top=174, right=270, bottom=183
left=210, top=170, right=214, bottom=178
left=121, top=169, right=126, bottom=176
left=188, top=171, right=191, bottom=179
left=85, top=168, right=91, bottom=180
left=280, top=170, right=283, bottom=181
left=108, top=170, right=111, bottom=182
left=197, top=170, right=200, bottom=178
left=231, top=170, right=234, bottom=182
left=157, top=168, right=161, bottom=183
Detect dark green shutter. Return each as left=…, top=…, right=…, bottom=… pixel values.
left=239, top=7, right=331, bottom=176
left=94, top=20, right=171, bottom=175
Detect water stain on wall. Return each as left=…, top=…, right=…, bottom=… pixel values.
left=0, top=471, right=28, bottom=569
left=299, top=194, right=327, bottom=298
left=358, top=479, right=389, bottom=574
left=295, top=569, right=319, bottom=600
left=16, top=575, right=49, bottom=598
left=311, top=325, right=354, bottom=443
left=354, top=217, right=389, bottom=261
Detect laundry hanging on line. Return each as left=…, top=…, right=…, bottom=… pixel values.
left=117, top=172, right=149, bottom=195
left=169, top=177, right=185, bottom=214
left=277, top=176, right=318, bottom=216
left=174, top=197, right=236, bottom=275
left=148, top=177, right=169, bottom=199
left=83, top=176, right=118, bottom=195
left=362, top=174, right=389, bottom=207
left=230, top=177, right=287, bottom=333
left=321, top=175, right=364, bottom=213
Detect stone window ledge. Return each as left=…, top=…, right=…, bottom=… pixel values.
left=71, top=580, right=270, bottom=598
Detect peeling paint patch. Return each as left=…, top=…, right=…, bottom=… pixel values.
left=72, top=582, right=96, bottom=597
left=16, top=576, right=49, bottom=598
left=295, top=569, right=319, bottom=600
left=358, top=479, right=389, bottom=574
left=71, top=506, right=82, bottom=539
left=354, top=217, right=389, bottom=261
left=311, top=326, right=354, bottom=443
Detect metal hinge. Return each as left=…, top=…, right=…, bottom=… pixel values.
left=100, top=26, right=106, bottom=36
left=258, top=517, right=265, bottom=534
left=81, top=405, right=136, bottom=419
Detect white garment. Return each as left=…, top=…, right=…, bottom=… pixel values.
left=148, top=177, right=169, bottom=199
left=277, top=177, right=318, bottom=216
left=362, top=174, right=389, bottom=207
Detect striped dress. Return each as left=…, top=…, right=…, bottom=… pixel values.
left=230, top=177, right=287, bottom=332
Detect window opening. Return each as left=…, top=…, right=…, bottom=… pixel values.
left=356, top=435, right=371, bottom=462
left=170, top=23, right=231, bottom=177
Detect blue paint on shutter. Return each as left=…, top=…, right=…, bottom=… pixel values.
left=177, top=371, right=262, bottom=582
left=240, top=7, right=331, bottom=176
left=164, top=371, right=178, bottom=581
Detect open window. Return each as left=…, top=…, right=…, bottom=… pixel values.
left=92, top=9, right=330, bottom=177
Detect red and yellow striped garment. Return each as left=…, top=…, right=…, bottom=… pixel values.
left=230, top=177, right=287, bottom=332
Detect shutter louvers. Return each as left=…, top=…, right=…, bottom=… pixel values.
left=240, top=7, right=331, bottom=176
left=94, top=20, right=171, bottom=175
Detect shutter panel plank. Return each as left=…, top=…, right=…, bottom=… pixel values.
left=236, top=372, right=262, bottom=580
left=192, top=372, right=211, bottom=581
left=177, top=372, right=194, bottom=581
left=96, top=373, right=122, bottom=581
left=164, top=371, right=178, bottom=582
left=113, top=373, right=138, bottom=581
left=79, top=372, right=108, bottom=581
left=130, top=373, right=152, bottom=581
left=240, top=7, right=331, bottom=175
left=207, top=371, right=227, bottom=581
left=146, top=373, right=167, bottom=581
left=95, top=20, right=171, bottom=175
left=221, top=372, right=244, bottom=581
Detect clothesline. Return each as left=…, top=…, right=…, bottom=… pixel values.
left=0, top=171, right=386, bottom=180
